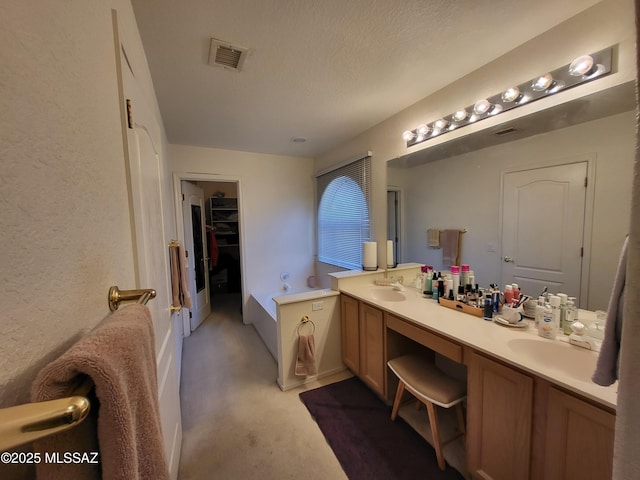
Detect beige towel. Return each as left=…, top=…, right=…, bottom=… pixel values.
left=295, top=334, right=317, bottom=376
left=427, top=228, right=440, bottom=247
left=31, top=304, right=170, bottom=480
left=440, top=229, right=460, bottom=266
left=171, top=243, right=192, bottom=309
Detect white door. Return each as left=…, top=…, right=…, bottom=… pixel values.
left=181, top=181, right=211, bottom=331
left=501, top=162, right=587, bottom=303
left=118, top=39, right=182, bottom=478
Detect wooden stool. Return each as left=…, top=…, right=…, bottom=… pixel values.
left=388, top=355, right=466, bottom=470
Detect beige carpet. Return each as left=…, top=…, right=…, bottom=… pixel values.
left=177, top=293, right=350, bottom=479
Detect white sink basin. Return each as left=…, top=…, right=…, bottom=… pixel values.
left=506, top=337, right=598, bottom=381
left=368, top=287, right=406, bottom=302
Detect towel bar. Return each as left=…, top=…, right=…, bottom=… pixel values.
left=108, top=286, right=156, bottom=311
left=0, top=287, right=156, bottom=451
left=0, top=376, right=92, bottom=451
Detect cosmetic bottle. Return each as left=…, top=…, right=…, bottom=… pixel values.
left=483, top=294, right=493, bottom=321
left=461, top=264, right=470, bottom=288
left=564, top=297, right=577, bottom=335
left=557, top=293, right=568, bottom=334
left=549, top=295, right=562, bottom=334
left=535, top=296, right=545, bottom=328
left=538, top=302, right=556, bottom=339
left=423, top=267, right=433, bottom=297
left=504, top=285, right=514, bottom=306
left=456, top=285, right=466, bottom=302
left=450, top=266, right=460, bottom=300
left=512, top=283, right=521, bottom=302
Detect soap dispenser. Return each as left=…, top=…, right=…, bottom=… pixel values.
left=568, top=321, right=596, bottom=350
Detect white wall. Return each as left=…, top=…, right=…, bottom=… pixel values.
left=389, top=111, right=635, bottom=310
left=315, top=0, right=636, bottom=272
left=169, top=145, right=316, bottom=316
left=0, top=0, right=175, bottom=476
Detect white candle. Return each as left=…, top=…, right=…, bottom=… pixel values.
left=362, top=242, right=377, bottom=270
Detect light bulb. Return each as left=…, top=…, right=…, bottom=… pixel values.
left=473, top=99, right=491, bottom=115
left=569, top=55, right=595, bottom=76
left=532, top=73, right=553, bottom=92
left=453, top=109, right=468, bottom=122
left=402, top=130, right=415, bottom=142
left=502, top=87, right=521, bottom=103
left=416, top=124, right=430, bottom=136
left=433, top=119, right=448, bottom=130
left=489, top=104, right=503, bottom=115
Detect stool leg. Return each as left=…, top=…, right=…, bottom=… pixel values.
left=425, top=401, right=446, bottom=470
left=455, top=402, right=466, bottom=434
left=390, top=381, right=405, bottom=421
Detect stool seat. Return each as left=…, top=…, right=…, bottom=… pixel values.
left=387, top=354, right=467, bottom=471
left=387, top=355, right=466, bottom=408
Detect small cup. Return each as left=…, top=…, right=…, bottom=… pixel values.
left=501, top=306, right=523, bottom=324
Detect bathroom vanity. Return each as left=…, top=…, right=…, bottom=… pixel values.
left=339, top=283, right=616, bottom=480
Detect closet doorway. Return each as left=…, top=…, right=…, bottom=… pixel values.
left=198, top=181, right=243, bottom=304
left=174, top=174, right=245, bottom=336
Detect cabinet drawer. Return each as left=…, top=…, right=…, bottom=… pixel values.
left=385, top=314, right=462, bottom=362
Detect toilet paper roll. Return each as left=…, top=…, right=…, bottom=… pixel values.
left=362, top=242, right=377, bottom=271
left=387, top=240, right=395, bottom=268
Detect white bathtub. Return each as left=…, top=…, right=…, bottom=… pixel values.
left=249, top=288, right=323, bottom=359
left=249, top=288, right=345, bottom=390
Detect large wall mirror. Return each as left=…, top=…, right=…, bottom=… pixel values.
left=387, top=82, right=636, bottom=311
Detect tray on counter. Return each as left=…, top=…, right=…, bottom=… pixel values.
left=439, top=298, right=484, bottom=318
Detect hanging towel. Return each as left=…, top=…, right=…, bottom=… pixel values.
left=593, top=236, right=628, bottom=386
left=170, top=243, right=192, bottom=309
left=440, top=229, right=460, bottom=266
left=295, top=334, right=317, bottom=376
left=31, top=304, right=170, bottom=480
left=428, top=228, right=440, bottom=247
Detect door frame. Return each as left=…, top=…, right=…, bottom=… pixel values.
left=387, top=187, right=403, bottom=265
left=498, top=153, right=596, bottom=308
left=172, top=172, right=247, bottom=334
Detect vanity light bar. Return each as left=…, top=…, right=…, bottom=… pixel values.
left=402, top=48, right=613, bottom=148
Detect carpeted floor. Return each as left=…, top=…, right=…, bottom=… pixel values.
left=300, top=377, right=465, bottom=480
left=177, top=293, right=351, bottom=479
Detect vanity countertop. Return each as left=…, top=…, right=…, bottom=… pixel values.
left=340, top=283, right=617, bottom=410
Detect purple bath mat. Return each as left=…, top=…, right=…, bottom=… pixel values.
left=299, top=377, right=464, bottom=480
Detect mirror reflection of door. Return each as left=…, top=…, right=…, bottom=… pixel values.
left=387, top=189, right=401, bottom=264
left=501, top=162, right=587, bottom=305
left=181, top=180, right=211, bottom=331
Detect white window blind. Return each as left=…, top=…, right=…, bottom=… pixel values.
left=317, top=155, right=372, bottom=270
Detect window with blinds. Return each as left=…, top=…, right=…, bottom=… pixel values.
left=316, top=155, right=372, bottom=270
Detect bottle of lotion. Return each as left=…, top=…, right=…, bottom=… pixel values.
left=538, top=302, right=556, bottom=339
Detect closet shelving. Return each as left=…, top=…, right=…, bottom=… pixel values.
left=206, top=196, right=241, bottom=294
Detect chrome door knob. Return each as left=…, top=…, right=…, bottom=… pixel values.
left=503, top=256, right=514, bottom=263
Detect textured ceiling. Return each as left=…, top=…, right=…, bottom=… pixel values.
left=130, top=0, right=600, bottom=158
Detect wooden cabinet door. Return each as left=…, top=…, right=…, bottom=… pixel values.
left=340, top=294, right=360, bottom=374
left=543, top=387, right=614, bottom=480
left=359, top=302, right=385, bottom=396
left=467, top=351, right=533, bottom=480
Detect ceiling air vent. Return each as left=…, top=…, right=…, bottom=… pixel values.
left=494, top=127, right=518, bottom=136
left=208, top=38, right=248, bottom=72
